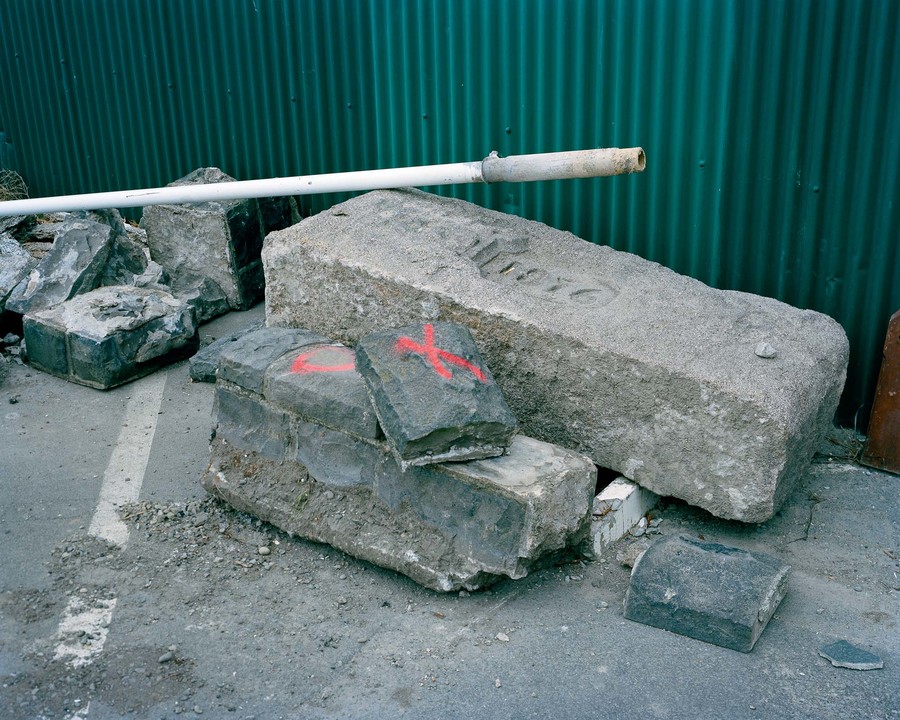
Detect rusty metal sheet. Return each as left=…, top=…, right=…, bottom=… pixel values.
left=861, top=310, right=900, bottom=474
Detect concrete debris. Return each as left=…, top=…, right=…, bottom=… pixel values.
left=23, top=285, right=198, bottom=389
left=99, top=218, right=149, bottom=287
left=0, top=231, right=37, bottom=312
left=355, top=322, right=517, bottom=467
left=623, top=534, right=791, bottom=652
left=5, top=211, right=123, bottom=315
left=592, top=477, right=659, bottom=557
left=818, top=640, right=884, bottom=670
left=202, top=325, right=596, bottom=591
left=263, top=188, right=849, bottom=522
left=140, top=167, right=268, bottom=321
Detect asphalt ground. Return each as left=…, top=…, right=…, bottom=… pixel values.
left=1, top=304, right=897, bottom=720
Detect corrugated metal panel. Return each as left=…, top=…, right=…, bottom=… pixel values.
left=0, top=0, right=897, bottom=424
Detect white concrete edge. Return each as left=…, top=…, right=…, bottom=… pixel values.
left=591, top=477, right=660, bottom=556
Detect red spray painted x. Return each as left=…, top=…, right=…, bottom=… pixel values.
left=395, top=324, right=486, bottom=382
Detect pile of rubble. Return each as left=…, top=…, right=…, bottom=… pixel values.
left=0, top=168, right=295, bottom=388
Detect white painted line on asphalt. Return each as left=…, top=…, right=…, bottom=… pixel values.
left=52, top=596, right=117, bottom=668
left=88, top=371, right=167, bottom=546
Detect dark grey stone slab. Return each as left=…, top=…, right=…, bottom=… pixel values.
left=288, top=417, right=382, bottom=489
left=189, top=321, right=264, bottom=382
left=6, top=211, right=119, bottom=315
left=23, top=285, right=198, bottom=389
left=355, top=322, right=517, bottom=467
left=625, top=535, right=790, bottom=652
left=217, top=327, right=329, bottom=394
left=265, top=343, right=381, bottom=440
left=818, top=640, right=884, bottom=670
left=263, top=188, right=849, bottom=521
left=623, top=534, right=790, bottom=652
left=213, top=384, right=291, bottom=462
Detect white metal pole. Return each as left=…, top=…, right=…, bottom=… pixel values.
left=0, top=148, right=645, bottom=218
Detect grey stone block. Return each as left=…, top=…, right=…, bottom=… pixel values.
left=189, top=321, right=264, bottom=382
left=23, top=285, right=198, bottom=389
left=265, top=343, right=380, bottom=439
left=203, top=430, right=595, bottom=592
left=355, top=322, right=517, bottom=466
left=623, top=534, right=790, bottom=652
left=0, top=232, right=37, bottom=311
left=6, top=211, right=119, bottom=315
left=217, top=327, right=329, bottom=394
left=140, top=167, right=266, bottom=318
left=262, top=188, right=849, bottom=522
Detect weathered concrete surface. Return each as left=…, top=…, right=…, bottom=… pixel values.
left=140, top=168, right=266, bottom=320
left=22, top=285, right=198, bottom=389
left=0, top=232, right=36, bottom=312
left=355, top=322, right=517, bottom=466
left=5, top=211, right=120, bottom=316
left=623, top=534, right=790, bottom=652
left=263, top=189, right=849, bottom=522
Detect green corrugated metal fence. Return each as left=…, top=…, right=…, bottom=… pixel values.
left=1, top=0, right=897, bottom=425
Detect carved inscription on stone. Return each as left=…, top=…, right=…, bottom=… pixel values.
left=460, top=233, right=619, bottom=307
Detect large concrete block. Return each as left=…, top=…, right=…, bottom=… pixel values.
left=140, top=168, right=267, bottom=319
left=623, top=534, right=790, bottom=652
left=263, top=189, right=849, bottom=522
left=355, top=322, right=517, bottom=466
left=23, top=285, right=198, bottom=389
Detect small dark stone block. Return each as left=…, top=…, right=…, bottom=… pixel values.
left=623, top=534, right=791, bottom=652
left=217, top=327, right=329, bottom=394
left=355, top=322, right=517, bottom=467
left=23, top=285, right=198, bottom=389
left=265, top=343, right=381, bottom=440
left=818, top=640, right=884, bottom=670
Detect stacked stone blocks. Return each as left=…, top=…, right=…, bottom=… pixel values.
left=202, top=326, right=596, bottom=591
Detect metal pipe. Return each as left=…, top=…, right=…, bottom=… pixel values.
left=0, top=147, right=645, bottom=217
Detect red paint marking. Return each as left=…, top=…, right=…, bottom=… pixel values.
left=395, top=324, right=486, bottom=382
left=290, top=346, right=356, bottom=374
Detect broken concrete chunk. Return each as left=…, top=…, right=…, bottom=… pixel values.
left=0, top=232, right=37, bottom=311
left=140, top=167, right=266, bottom=319
left=592, top=477, right=659, bottom=556
left=216, top=326, right=330, bottom=394
left=623, top=534, right=790, bottom=652
left=263, top=188, right=849, bottom=522
left=189, top=321, right=264, bottom=382
left=818, top=640, right=884, bottom=670
left=23, top=285, right=198, bottom=389
left=99, top=224, right=149, bottom=287
left=265, top=343, right=381, bottom=440
left=5, top=211, right=121, bottom=315
left=355, top=322, right=517, bottom=466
